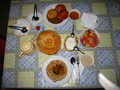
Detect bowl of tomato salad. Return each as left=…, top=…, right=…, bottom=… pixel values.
left=79, top=29, right=100, bottom=49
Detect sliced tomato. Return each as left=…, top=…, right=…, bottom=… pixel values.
left=85, top=39, right=89, bottom=43
left=90, top=43, right=96, bottom=47
left=87, top=29, right=91, bottom=35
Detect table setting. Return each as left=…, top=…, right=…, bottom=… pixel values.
left=2, top=0, right=120, bottom=89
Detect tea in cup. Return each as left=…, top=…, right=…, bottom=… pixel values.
left=81, top=54, right=94, bottom=67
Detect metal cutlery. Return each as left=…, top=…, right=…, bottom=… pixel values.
left=70, top=57, right=76, bottom=81
left=74, top=46, right=85, bottom=54
left=76, top=56, right=80, bottom=80
left=32, top=4, right=39, bottom=21
left=8, top=25, right=28, bottom=33
left=71, top=24, right=75, bottom=38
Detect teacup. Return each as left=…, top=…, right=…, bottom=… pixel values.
left=81, top=54, right=94, bottom=67
left=19, top=40, right=36, bottom=58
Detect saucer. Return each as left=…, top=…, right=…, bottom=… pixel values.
left=13, top=18, right=32, bottom=37
left=26, top=12, right=42, bottom=26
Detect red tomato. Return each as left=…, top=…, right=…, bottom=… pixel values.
left=57, top=9, right=68, bottom=20
left=81, top=37, right=87, bottom=41
left=90, top=43, right=96, bottom=47
left=87, top=29, right=91, bottom=34
left=55, top=4, right=66, bottom=12
left=85, top=39, right=89, bottom=43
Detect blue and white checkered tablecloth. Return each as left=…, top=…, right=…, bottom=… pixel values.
left=2, top=0, right=120, bottom=89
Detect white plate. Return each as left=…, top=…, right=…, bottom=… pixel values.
left=42, top=56, right=72, bottom=86
left=43, top=4, right=68, bottom=27
left=26, top=12, right=42, bottom=26
left=13, top=18, right=32, bottom=37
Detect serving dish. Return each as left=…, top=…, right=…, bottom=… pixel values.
left=42, top=56, right=72, bottom=86
left=79, top=29, right=100, bottom=49
left=43, top=4, right=68, bottom=27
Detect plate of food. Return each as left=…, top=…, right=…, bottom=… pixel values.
left=36, top=30, right=61, bottom=55
left=79, top=29, right=100, bottom=49
left=43, top=4, right=69, bottom=27
left=42, top=56, right=72, bottom=86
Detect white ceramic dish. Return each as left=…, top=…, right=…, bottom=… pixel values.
left=81, top=54, right=94, bottom=67
left=26, top=12, right=42, bottom=26
left=43, top=4, right=68, bottom=27
left=42, top=56, right=72, bottom=86
left=69, top=9, right=81, bottom=20
left=13, top=18, right=32, bottom=37
left=78, top=29, right=100, bottom=49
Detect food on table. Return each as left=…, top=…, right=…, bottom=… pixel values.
left=47, top=9, right=57, bottom=19
left=36, top=26, right=40, bottom=30
left=46, top=4, right=68, bottom=24
left=57, top=9, right=68, bottom=20
left=69, top=11, right=79, bottom=20
left=47, top=17, right=63, bottom=24
left=64, top=36, right=77, bottom=51
left=36, top=30, right=61, bottom=55
left=81, top=54, right=94, bottom=67
left=80, top=29, right=99, bottom=48
left=46, top=60, right=68, bottom=82
left=55, top=4, right=66, bottom=12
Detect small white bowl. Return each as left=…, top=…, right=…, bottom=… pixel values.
left=78, top=29, right=100, bottom=49
left=69, top=9, right=81, bottom=20
left=81, top=54, right=94, bottom=67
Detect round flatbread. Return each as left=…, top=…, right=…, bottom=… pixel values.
left=36, top=30, right=61, bottom=55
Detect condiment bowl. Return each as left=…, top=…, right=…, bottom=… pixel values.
left=69, top=9, right=81, bottom=20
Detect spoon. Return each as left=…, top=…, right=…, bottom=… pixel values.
left=32, top=4, right=36, bottom=21
left=32, top=4, right=39, bottom=21
left=34, top=4, right=39, bottom=21
left=70, top=57, right=76, bottom=65
left=8, top=26, right=28, bottom=33
left=74, top=46, right=85, bottom=54
left=70, top=57, right=77, bottom=82
left=21, top=27, right=28, bottom=33
left=71, top=24, right=75, bottom=38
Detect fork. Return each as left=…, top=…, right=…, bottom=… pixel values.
left=76, top=56, right=80, bottom=84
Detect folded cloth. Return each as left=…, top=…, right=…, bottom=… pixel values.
left=81, top=13, right=99, bottom=29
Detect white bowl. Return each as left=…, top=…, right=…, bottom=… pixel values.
left=81, top=54, right=94, bottom=67
left=69, top=9, right=81, bottom=20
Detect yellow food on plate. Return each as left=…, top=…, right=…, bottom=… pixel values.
left=36, top=30, right=61, bottom=55
left=47, top=9, right=57, bottom=19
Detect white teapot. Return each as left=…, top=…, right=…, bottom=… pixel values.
left=19, top=35, right=36, bottom=58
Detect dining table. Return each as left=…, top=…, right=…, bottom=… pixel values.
left=2, top=0, right=120, bottom=89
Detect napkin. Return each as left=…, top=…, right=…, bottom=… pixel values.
left=81, top=12, right=99, bottom=29
left=98, top=73, right=120, bottom=90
